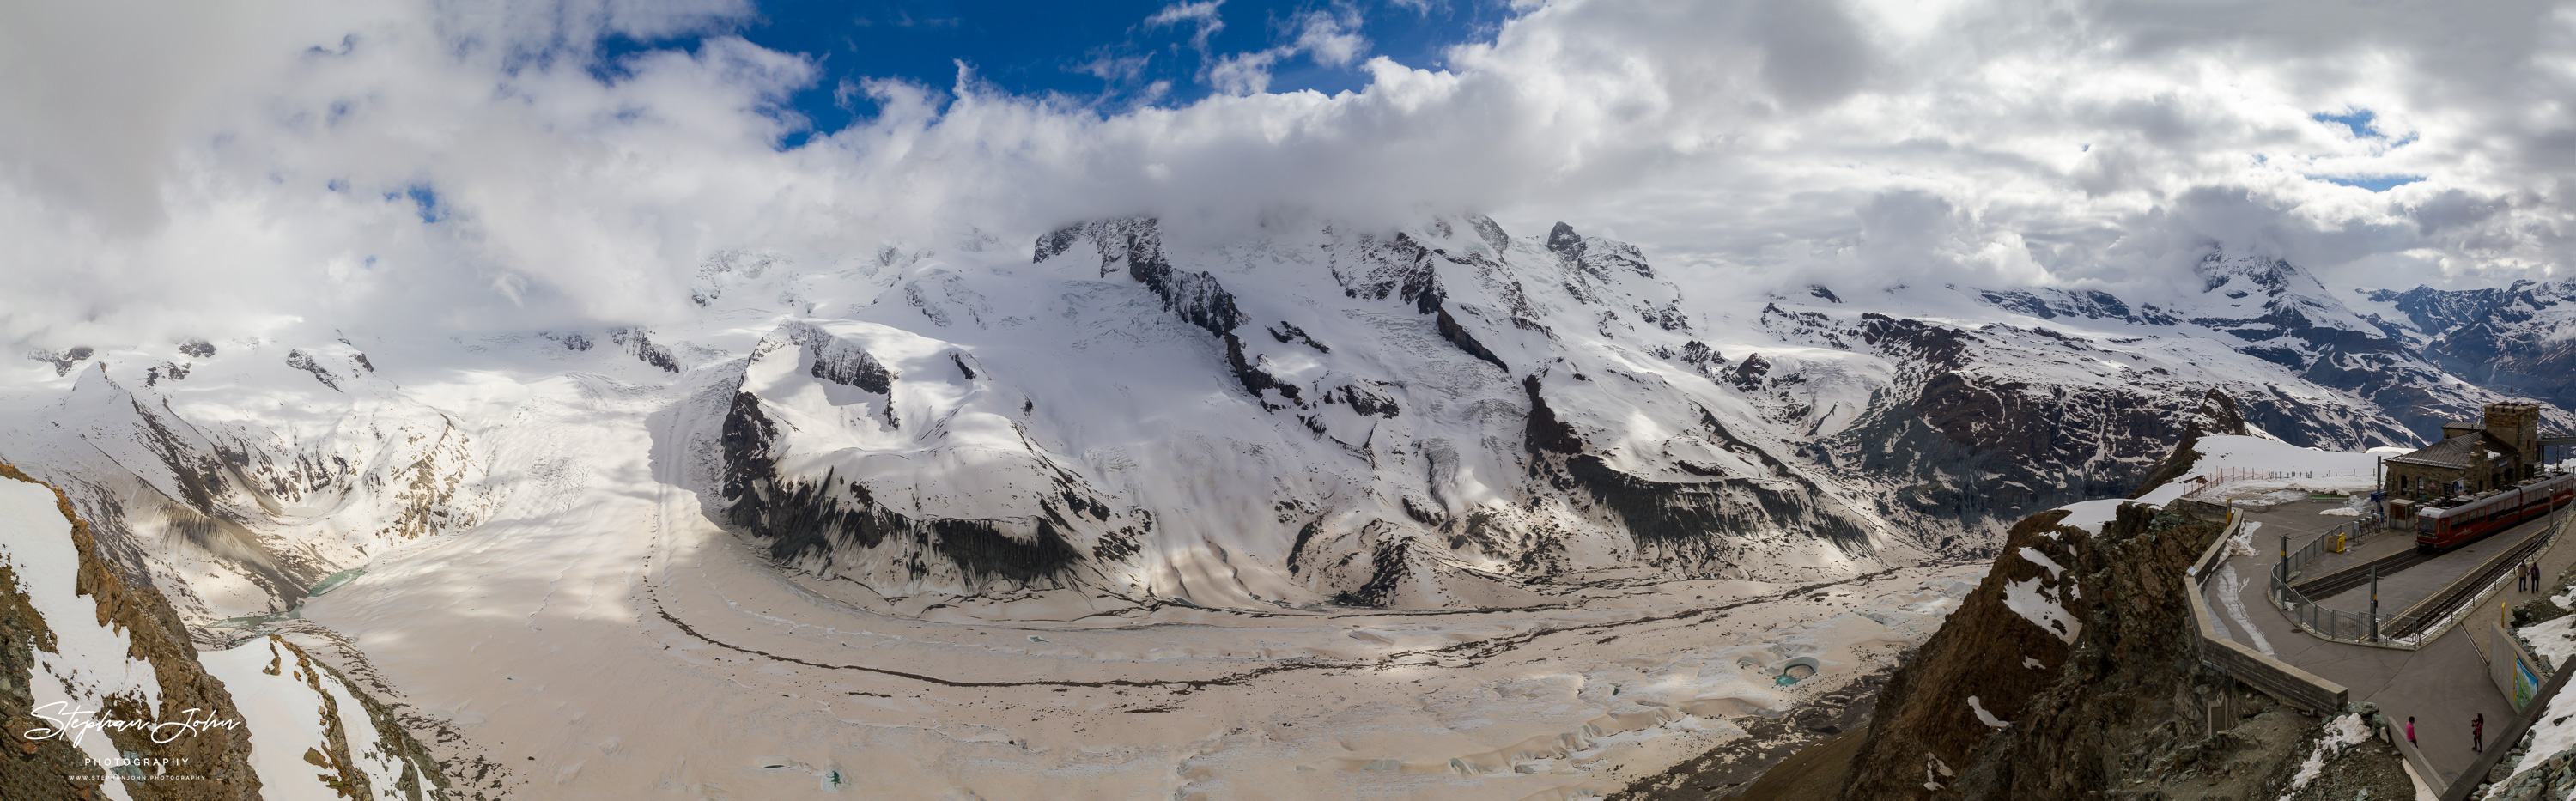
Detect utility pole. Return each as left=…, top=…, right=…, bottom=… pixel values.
left=2370, top=566, right=2379, bottom=642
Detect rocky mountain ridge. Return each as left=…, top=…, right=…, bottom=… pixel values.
left=2353, top=276, right=2576, bottom=416
left=2, top=216, right=2561, bottom=617
left=0, top=462, right=449, bottom=800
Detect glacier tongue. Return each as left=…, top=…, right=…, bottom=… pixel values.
left=5, top=215, right=2554, bottom=620
left=8, top=212, right=2573, bottom=799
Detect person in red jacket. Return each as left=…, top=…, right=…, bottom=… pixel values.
left=2475, top=713, right=2485, bottom=753
left=2407, top=716, right=2416, bottom=746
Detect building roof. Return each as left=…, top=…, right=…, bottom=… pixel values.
left=2388, top=432, right=2512, bottom=470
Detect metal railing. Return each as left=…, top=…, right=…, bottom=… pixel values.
left=2184, top=467, right=2373, bottom=499
left=2266, top=521, right=2395, bottom=645
left=2264, top=495, right=2576, bottom=649
left=2192, top=510, right=2353, bottom=716
left=2277, top=522, right=2354, bottom=579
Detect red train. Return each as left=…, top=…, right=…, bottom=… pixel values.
left=2417, top=472, right=2576, bottom=551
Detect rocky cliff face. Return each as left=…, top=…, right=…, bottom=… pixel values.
left=2357, top=277, right=2576, bottom=420
left=0, top=462, right=448, bottom=800
left=9, top=216, right=2565, bottom=616
left=2, top=461, right=264, bottom=799
left=1830, top=504, right=2142, bottom=800
left=1829, top=495, right=2408, bottom=800
left=1, top=347, right=490, bottom=625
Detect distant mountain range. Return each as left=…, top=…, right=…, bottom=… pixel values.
left=3, top=216, right=2563, bottom=616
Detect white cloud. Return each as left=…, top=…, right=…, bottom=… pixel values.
left=1200, top=8, right=1371, bottom=95
left=1206, top=49, right=1285, bottom=95
left=1146, top=0, right=1226, bottom=51
left=1293, top=9, right=1369, bottom=67
left=3, top=0, right=2574, bottom=354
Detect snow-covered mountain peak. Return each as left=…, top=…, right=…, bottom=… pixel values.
left=2193, top=251, right=2303, bottom=294
left=8, top=221, right=2572, bottom=622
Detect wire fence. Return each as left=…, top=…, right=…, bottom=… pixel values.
left=2266, top=521, right=2391, bottom=645
left=2184, top=466, right=2373, bottom=499
left=2263, top=495, right=2576, bottom=648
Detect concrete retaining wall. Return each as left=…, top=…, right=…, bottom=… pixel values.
left=2445, top=661, right=2576, bottom=800
left=2173, top=497, right=2233, bottom=524
left=2485, top=619, right=2552, bottom=712
left=2195, top=633, right=2350, bottom=714
left=2188, top=510, right=2353, bottom=715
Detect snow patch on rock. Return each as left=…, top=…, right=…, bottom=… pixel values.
left=2277, top=713, right=2372, bottom=799
left=1968, top=695, right=2010, bottom=729
left=199, top=637, right=417, bottom=801
left=2053, top=499, right=2125, bottom=535
left=2002, top=576, right=2081, bottom=643
left=1, top=479, right=162, bottom=797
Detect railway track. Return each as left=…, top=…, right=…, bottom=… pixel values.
left=2289, top=547, right=2439, bottom=598
left=2381, top=529, right=2552, bottom=640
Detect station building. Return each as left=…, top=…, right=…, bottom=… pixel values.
left=2385, top=402, right=2545, bottom=520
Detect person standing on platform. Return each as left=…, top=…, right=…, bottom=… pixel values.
left=2408, top=716, right=2417, bottom=747
left=2475, top=713, right=2485, bottom=753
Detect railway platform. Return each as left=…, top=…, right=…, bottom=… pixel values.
left=2198, top=507, right=2572, bottom=787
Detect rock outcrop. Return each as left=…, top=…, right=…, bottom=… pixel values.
left=2, top=462, right=264, bottom=799
left=1830, top=495, right=2403, bottom=799
left=0, top=462, right=449, bottom=800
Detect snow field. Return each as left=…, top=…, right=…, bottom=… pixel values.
left=197, top=637, right=417, bottom=800
left=2, top=478, right=163, bottom=801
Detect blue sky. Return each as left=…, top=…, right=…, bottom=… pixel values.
left=604, top=0, right=1522, bottom=147
left=2309, top=109, right=2425, bottom=191
left=9, top=0, right=2573, bottom=345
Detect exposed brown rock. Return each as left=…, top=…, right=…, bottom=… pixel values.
left=1, top=460, right=263, bottom=800
left=2, top=462, right=456, bottom=800
left=1828, top=496, right=2404, bottom=800
left=1832, top=507, right=2094, bottom=800
left=2127, top=389, right=2253, bottom=499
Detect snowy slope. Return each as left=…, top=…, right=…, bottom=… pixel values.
left=1732, top=251, right=2556, bottom=543
left=7, top=215, right=2570, bottom=799
left=2349, top=276, right=2576, bottom=416
left=1, top=339, right=489, bottom=622
left=0, top=215, right=2555, bottom=620
left=0, top=464, right=443, bottom=800
left=711, top=216, right=1889, bottom=609
left=199, top=636, right=434, bottom=801
left=702, top=219, right=2530, bottom=610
